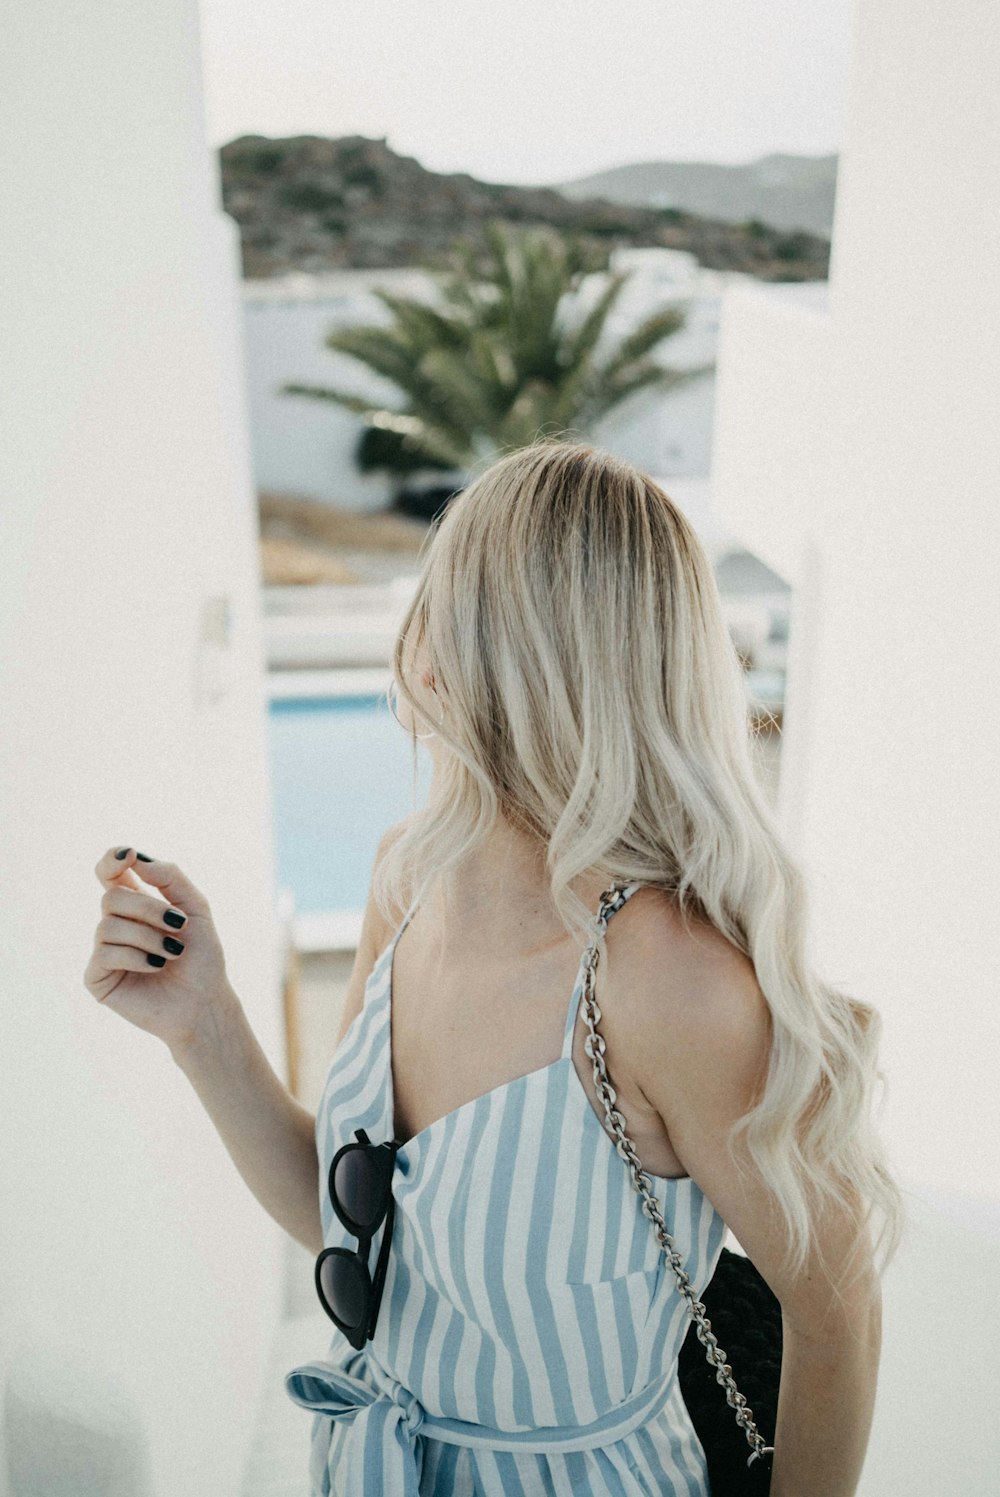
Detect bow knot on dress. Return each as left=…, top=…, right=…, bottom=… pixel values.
left=391, top=1380, right=427, bottom=1436
left=286, top=1357, right=430, bottom=1496
left=286, top=1350, right=697, bottom=1496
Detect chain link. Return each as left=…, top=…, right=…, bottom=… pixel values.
left=580, top=883, right=775, bottom=1471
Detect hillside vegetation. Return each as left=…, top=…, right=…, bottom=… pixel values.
left=219, top=134, right=830, bottom=282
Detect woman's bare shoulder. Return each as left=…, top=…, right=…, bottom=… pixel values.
left=625, top=885, right=763, bottom=995
left=616, top=880, right=772, bottom=1107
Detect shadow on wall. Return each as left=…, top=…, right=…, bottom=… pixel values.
left=857, top=1186, right=1000, bottom=1494
left=4, top=1336, right=153, bottom=1497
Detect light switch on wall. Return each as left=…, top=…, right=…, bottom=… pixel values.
left=195, top=593, right=235, bottom=707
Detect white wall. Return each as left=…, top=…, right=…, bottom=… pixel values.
left=241, top=271, right=417, bottom=510
left=710, top=0, right=1000, bottom=1488
left=0, top=3, right=285, bottom=1494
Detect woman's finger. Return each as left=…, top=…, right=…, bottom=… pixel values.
left=96, top=914, right=186, bottom=962
left=90, top=941, right=173, bottom=983
left=95, top=846, right=149, bottom=894
left=95, top=847, right=210, bottom=919
left=101, top=883, right=188, bottom=934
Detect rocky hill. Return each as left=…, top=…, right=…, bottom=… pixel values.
left=556, top=152, right=838, bottom=239
left=218, top=134, right=830, bottom=282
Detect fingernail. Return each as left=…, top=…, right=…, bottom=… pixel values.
left=163, top=936, right=185, bottom=955
left=164, top=909, right=186, bottom=929
left=136, top=852, right=154, bottom=863
left=115, top=848, right=131, bottom=860
left=146, top=953, right=166, bottom=967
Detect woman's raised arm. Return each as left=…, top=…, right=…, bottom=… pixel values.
left=85, top=841, right=398, bottom=1257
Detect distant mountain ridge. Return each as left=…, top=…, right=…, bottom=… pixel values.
left=218, top=134, right=830, bottom=281
left=555, top=152, right=838, bottom=239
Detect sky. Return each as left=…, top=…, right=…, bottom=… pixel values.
left=198, top=0, right=853, bottom=186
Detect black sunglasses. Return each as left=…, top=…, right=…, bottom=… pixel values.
left=315, top=1127, right=401, bottom=1350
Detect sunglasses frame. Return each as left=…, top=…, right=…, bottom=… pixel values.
left=315, top=1127, right=400, bottom=1350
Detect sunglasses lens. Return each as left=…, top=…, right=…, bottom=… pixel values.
left=318, top=1253, right=368, bottom=1331
left=334, top=1146, right=385, bottom=1231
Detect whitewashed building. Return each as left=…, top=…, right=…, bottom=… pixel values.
left=710, top=3, right=1000, bottom=1490
left=1, top=3, right=286, bottom=1495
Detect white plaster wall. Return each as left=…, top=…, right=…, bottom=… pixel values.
left=0, top=2, right=286, bottom=1493
left=710, top=0, right=1000, bottom=1488
left=241, top=273, right=412, bottom=510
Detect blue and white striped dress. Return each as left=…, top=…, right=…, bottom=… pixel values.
left=286, top=881, right=728, bottom=1495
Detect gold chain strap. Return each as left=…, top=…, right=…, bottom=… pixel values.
left=579, top=883, right=775, bottom=1472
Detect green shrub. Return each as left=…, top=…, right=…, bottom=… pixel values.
left=230, top=144, right=285, bottom=176
left=772, top=231, right=812, bottom=261
left=278, top=182, right=346, bottom=213
left=342, top=164, right=383, bottom=194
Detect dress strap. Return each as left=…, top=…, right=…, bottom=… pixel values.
left=393, top=892, right=421, bottom=949
left=560, top=881, right=644, bottom=1059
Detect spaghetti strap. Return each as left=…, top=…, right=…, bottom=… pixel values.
left=400, top=894, right=420, bottom=937
left=559, top=881, right=644, bottom=1059
left=391, top=891, right=421, bottom=949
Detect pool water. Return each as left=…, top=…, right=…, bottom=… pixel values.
left=266, top=692, right=432, bottom=916
left=266, top=671, right=779, bottom=924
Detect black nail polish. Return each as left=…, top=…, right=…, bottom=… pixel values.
left=164, top=909, right=186, bottom=929
left=163, top=936, right=185, bottom=955
left=146, top=953, right=166, bottom=967
left=115, top=848, right=130, bottom=860
left=136, top=852, right=154, bottom=862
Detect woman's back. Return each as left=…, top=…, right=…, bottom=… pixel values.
left=285, top=880, right=729, bottom=1496
left=389, top=874, right=696, bottom=1181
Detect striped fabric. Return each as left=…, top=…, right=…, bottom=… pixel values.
left=286, top=881, right=728, bottom=1495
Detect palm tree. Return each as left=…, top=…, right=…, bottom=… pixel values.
left=281, top=220, right=713, bottom=482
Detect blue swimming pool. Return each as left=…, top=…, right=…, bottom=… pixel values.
left=266, top=688, right=432, bottom=917
left=267, top=668, right=779, bottom=928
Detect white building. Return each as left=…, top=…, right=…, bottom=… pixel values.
left=1, top=2, right=286, bottom=1494
left=710, top=2, right=1000, bottom=1489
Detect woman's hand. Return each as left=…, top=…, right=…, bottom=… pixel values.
left=85, top=846, right=237, bottom=1055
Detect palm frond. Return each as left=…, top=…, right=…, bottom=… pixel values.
left=281, top=383, right=380, bottom=415
left=598, top=303, right=689, bottom=383
left=281, top=221, right=711, bottom=477
left=321, top=325, right=426, bottom=391
left=559, top=270, right=631, bottom=371
left=596, top=363, right=702, bottom=420
left=360, top=409, right=473, bottom=470
left=416, top=345, right=506, bottom=440
left=367, top=289, right=469, bottom=352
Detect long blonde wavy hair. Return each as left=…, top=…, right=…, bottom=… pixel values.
left=375, top=436, right=904, bottom=1288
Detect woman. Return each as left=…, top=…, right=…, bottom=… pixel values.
left=86, top=439, right=903, bottom=1496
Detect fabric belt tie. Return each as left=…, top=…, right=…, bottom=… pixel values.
left=285, top=1354, right=680, bottom=1497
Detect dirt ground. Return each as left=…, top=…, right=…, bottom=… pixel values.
left=258, top=491, right=429, bottom=585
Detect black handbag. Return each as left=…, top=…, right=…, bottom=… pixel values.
left=677, top=1247, right=783, bottom=1495
left=581, top=886, right=781, bottom=1492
